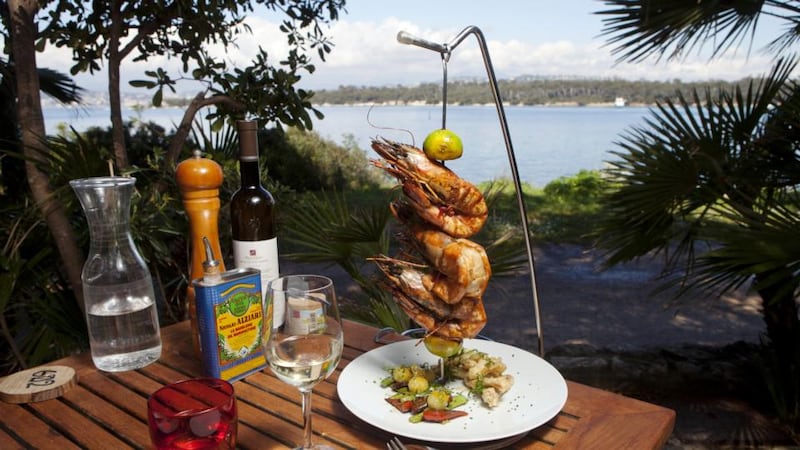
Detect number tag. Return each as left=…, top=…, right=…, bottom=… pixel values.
left=26, top=370, right=57, bottom=388
left=0, top=365, right=77, bottom=403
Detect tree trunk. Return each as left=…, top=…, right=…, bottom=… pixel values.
left=758, top=274, right=800, bottom=422
left=760, top=282, right=800, bottom=359
left=8, top=0, right=85, bottom=310
left=108, top=0, right=128, bottom=170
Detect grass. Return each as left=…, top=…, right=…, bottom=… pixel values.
left=278, top=169, right=605, bottom=255
left=480, top=170, right=605, bottom=245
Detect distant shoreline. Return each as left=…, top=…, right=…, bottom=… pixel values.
left=314, top=101, right=653, bottom=108
left=309, top=77, right=746, bottom=107
left=46, top=100, right=656, bottom=111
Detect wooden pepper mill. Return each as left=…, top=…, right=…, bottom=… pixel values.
left=175, top=150, right=226, bottom=354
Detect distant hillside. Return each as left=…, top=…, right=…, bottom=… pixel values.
left=309, top=77, right=756, bottom=106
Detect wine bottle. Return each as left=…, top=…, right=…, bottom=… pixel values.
left=231, top=120, right=283, bottom=326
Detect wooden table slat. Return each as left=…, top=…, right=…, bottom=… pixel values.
left=59, top=383, right=151, bottom=445
left=27, top=395, right=134, bottom=448
left=0, top=400, right=82, bottom=449
left=525, top=419, right=570, bottom=445
left=0, top=427, right=27, bottom=450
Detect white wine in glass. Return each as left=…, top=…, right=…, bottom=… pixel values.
left=264, top=275, right=343, bottom=450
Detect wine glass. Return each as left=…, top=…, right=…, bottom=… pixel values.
left=264, top=275, right=343, bottom=450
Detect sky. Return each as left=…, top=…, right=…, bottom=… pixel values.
left=45, top=0, right=786, bottom=93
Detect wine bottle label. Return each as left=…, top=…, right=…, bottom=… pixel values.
left=232, top=237, right=283, bottom=326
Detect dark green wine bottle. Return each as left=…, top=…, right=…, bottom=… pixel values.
left=230, top=120, right=282, bottom=325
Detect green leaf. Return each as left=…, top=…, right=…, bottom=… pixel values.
left=128, top=80, right=154, bottom=88
left=152, top=88, right=163, bottom=107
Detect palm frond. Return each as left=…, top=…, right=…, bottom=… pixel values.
left=0, top=59, right=83, bottom=105
left=598, top=58, right=796, bottom=276
left=484, top=229, right=531, bottom=276
left=282, top=191, right=391, bottom=264
left=190, top=120, right=238, bottom=159
left=597, top=0, right=769, bottom=63
left=690, top=199, right=800, bottom=301
left=37, top=68, right=84, bottom=104
left=765, top=0, right=800, bottom=54
left=280, top=190, right=403, bottom=326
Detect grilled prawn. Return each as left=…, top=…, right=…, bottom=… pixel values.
left=390, top=285, right=488, bottom=340
left=401, top=222, right=491, bottom=304
left=371, top=138, right=488, bottom=238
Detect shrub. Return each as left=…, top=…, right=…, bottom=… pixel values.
left=260, top=127, right=384, bottom=192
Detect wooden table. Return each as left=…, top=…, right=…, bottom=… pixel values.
left=0, top=320, right=675, bottom=449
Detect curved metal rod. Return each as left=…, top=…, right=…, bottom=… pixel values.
left=397, top=26, right=545, bottom=357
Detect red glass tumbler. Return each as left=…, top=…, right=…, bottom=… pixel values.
left=148, top=378, right=237, bottom=450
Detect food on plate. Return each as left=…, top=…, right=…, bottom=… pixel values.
left=423, top=128, right=464, bottom=160
left=380, top=346, right=515, bottom=422
left=391, top=365, right=414, bottom=383
left=407, top=375, right=430, bottom=394
left=387, top=363, right=436, bottom=388
left=370, top=138, right=491, bottom=343
left=381, top=363, right=469, bottom=423
left=448, top=348, right=514, bottom=408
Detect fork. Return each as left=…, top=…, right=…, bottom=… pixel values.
left=386, top=436, right=407, bottom=450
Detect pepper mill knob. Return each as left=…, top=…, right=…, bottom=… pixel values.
left=176, top=150, right=226, bottom=354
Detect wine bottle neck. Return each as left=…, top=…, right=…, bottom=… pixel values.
left=236, top=120, right=264, bottom=189
left=239, top=160, right=262, bottom=188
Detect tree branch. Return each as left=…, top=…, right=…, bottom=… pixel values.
left=166, top=92, right=246, bottom=167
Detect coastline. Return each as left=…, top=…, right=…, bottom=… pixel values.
left=43, top=98, right=654, bottom=110
left=314, top=100, right=653, bottom=108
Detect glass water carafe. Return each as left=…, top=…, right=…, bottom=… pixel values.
left=70, top=176, right=162, bottom=372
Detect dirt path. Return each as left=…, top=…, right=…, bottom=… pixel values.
left=481, top=243, right=764, bottom=353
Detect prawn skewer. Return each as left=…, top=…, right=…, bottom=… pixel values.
left=370, top=137, right=492, bottom=342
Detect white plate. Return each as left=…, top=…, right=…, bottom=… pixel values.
left=337, top=339, right=568, bottom=444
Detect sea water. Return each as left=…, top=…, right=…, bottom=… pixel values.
left=44, top=104, right=651, bottom=187
left=85, top=279, right=162, bottom=372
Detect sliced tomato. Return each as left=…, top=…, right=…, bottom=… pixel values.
left=421, top=409, right=468, bottom=423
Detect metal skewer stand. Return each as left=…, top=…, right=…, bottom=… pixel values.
left=397, top=26, right=545, bottom=357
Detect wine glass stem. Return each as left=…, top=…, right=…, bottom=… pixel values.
left=300, top=389, right=314, bottom=448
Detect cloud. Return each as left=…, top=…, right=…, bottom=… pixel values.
left=298, top=18, right=782, bottom=89
left=47, top=15, right=784, bottom=94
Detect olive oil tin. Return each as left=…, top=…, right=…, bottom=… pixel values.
left=193, top=268, right=270, bottom=382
